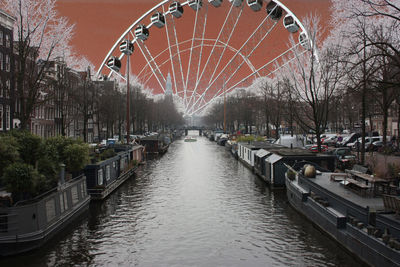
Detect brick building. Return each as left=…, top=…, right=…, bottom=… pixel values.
left=0, top=9, right=15, bottom=132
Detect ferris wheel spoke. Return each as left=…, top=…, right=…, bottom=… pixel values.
left=185, top=5, right=208, bottom=106
left=188, top=16, right=275, bottom=114
left=208, top=4, right=244, bottom=84
left=210, top=13, right=276, bottom=88
left=136, top=39, right=166, bottom=92
left=216, top=18, right=279, bottom=90
left=188, top=28, right=298, bottom=115
left=164, top=10, right=186, bottom=104
left=212, top=45, right=307, bottom=103
left=188, top=48, right=308, bottom=115
left=186, top=4, right=243, bottom=114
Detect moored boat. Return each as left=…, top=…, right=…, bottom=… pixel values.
left=184, top=136, right=197, bottom=142
left=285, top=164, right=400, bottom=267
left=84, top=144, right=144, bottom=200
left=0, top=175, right=90, bottom=256
left=139, top=134, right=170, bottom=154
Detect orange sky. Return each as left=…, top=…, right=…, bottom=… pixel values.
left=56, top=0, right=332, bottom=98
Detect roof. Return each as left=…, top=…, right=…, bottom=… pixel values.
left=239, top=141, right=284, bottom=150
left=273, top=148, right=313, bottom=156
left=139, top=135, right=160, bottom=141
left=266, top=154, right=282, bottom=164
left=255, top=149, right=270, bottom=158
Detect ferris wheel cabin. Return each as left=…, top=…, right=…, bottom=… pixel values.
left=151, top=12, right=165, bottom=28
left=208, top=0, right=223, bottom=7
left=135, top=25, right=149, bottom=41
left=247, top=0, right=263, bottom=12
left=229, top=0, right=243, bottom=7
left=119, top=40, right=134, bottom=55
left=107, top=56, right=121, bottom=72
left=169, top=2, right=184, bottom=18
left=299, top=31, right=311, bottom=51
left=189, top=0, right=203, bottom=11
left=283, top=14, right=300, bottom=33
left=266, top=1, right=283, bottom=20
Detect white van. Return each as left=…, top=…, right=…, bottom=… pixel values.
left=349, top=136, right=388, bottom=150
left=274, top=135, right=309, bottom=148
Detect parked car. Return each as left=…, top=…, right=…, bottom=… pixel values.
left=350, top=136, right=386, bottom=151
left=337, top=154, right=357, bottom=170
left=323, top=136, right=338, bottom=146
left=327, top=147, right=352, bottom=158
left=327, top=147, right=355, bottom=170
left=308, top=145, right=328, bottom=153
left=370, top=141, right=384, bottom=151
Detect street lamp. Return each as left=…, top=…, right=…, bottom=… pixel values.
left=119, top=39, right=134, bottom=144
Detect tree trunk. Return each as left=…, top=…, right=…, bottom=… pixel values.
left=398, top=103, right=400, bottom=148
left=383, top=107, right=388, bottom=146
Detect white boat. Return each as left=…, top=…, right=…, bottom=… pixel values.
left=184, top=137, right=197, bottom=142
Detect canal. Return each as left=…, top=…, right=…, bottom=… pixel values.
left=1, top=137, right=362, bottom=266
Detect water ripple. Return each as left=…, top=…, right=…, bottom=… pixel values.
left=0, top=137, right=362, bottom=267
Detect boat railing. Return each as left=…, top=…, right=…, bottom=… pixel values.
left=0, top=175, right=88, bottom=236
left=14, top=174, right=86, bottom=207
left=0, top=213, right=19, bottom=233
left=382, top=194, right=400, bottom=214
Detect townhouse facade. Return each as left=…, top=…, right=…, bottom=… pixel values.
left=0, top=9, right=15, bottom=132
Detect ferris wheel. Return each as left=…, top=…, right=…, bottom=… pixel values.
left=96, top=0, right=314, bottom=116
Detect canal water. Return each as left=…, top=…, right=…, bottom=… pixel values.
left=1, top=137, right=362, bottom=266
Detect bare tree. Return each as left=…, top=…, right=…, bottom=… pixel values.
left=2, top=0, right=74, bottom=130
left=281, top=16, right=345, bottom=152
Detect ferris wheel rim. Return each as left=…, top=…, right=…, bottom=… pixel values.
left=96, top=0, right=319, bottom=116
left=96, top=0, right=316, bottom=78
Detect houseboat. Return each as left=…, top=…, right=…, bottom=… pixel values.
left=139, top=135, right=169, bottom=154
left=237, top=141, right=284, bottom=170
left=0, top=174, right=90, bottom=256
left=84, top=144, right=144, bottom=200
left=254, top=148, right=336, bottom=188
left=286, top=164, right=400, bottom=267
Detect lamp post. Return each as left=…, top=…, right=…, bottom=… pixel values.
left=120, top=39, right=134, bottom=144
left=223, top=76, right=226, bottom=133
left=126, top=52, right=131, bottom=144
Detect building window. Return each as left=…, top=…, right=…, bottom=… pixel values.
left=5, top=80, right=10, bottom=98
left=0, top=104, right=3, bottom=131
left=5, top=55, right=10, bottom=72
left=106, top=165, right=111, bottom=181
left=5, top=34, right=10, bottom=48
left=0, top=213, right=8, bottom=233
left=98, top=169, right=103, bottom=185
left=6, top=105, right=10, bottom=130
left=0, top=52, right=3, bottom=70
left=0, top=31, right=3, bottom=45
left=0, top=80, right=3, bottom=98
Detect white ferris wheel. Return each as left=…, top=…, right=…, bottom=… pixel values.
left=96, top=0, right=314, bottom=116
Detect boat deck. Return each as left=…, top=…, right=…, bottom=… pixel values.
left=310, top=173, right=384, bottom=211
